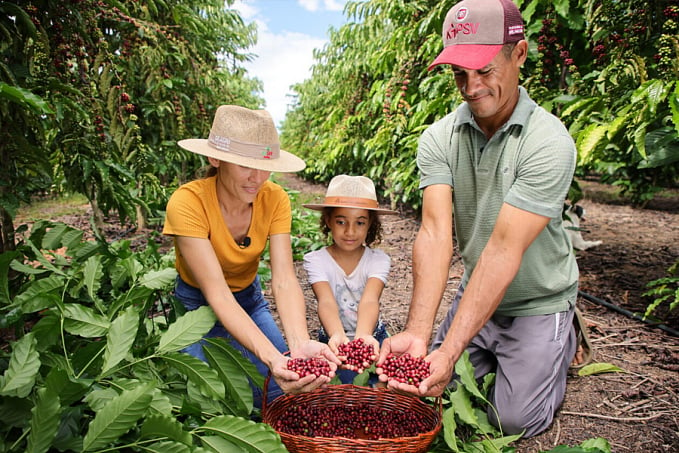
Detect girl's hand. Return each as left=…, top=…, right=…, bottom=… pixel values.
left=343, top=334, right=380, bottom=373
left=327, top=332, right=350, bottom=358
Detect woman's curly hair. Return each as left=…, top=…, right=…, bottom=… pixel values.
left=319, top=207, right=383, bottom=247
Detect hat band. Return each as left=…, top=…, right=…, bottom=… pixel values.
left=324, top=196, right=379, bottom=209
left=208, top=132, right=280, bottom=160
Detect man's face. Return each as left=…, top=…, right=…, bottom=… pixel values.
left=451, top=42, right=526, bottom=131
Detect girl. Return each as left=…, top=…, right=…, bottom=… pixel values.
left=303, top=175, right=398, bottom=383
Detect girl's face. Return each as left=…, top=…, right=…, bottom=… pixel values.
left=326, top=207, right=371, bottom=252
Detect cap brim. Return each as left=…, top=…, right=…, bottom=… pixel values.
left=178, top=139, right=306, bottom=173
left=428, top=44, right=503, bottom=71
left=303, top=203, right=398, bottom=215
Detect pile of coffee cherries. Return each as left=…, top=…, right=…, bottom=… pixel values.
left=273, top=402, right=432, bottom=439
left=380, top=353, right=431, bottom=386
left=337, top=338, right=375, bottom=369
left=286, top=357, right=331, bottom=377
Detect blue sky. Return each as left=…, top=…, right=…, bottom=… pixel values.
left=232, top=0, right=349, bottom=128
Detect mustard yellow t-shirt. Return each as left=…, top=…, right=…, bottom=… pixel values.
left=162, top=176, right=292, bottom=292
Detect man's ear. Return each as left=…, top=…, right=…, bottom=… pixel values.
left=515, top=40, right=528, bottom=66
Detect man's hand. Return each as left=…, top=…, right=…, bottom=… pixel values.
left=375, top=331, right=429, bottom=393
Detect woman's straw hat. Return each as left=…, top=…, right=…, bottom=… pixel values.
left=177, top=105, right=306, bottom=173
left=304, top=175, right=398, bottom=215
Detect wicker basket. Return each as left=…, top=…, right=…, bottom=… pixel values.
left=262, top=383, right=441, bottom=453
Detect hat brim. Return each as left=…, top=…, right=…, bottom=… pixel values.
left=428, top=44, right=503, bottom=71
left=178, top=139, right=306, bottom=173
left=303, top=203, right=398, bottom=215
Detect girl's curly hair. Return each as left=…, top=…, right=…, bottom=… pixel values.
left=319, top=207, right=383, bottom=247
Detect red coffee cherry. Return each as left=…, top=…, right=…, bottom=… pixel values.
left=337, top=338, right=375, bottom=369
left=381, top=353, right=431, bottom=387
left=287, top=357, right=331, bottom=378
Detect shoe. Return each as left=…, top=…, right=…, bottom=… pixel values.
left=570, top=306, right=593, bottom=369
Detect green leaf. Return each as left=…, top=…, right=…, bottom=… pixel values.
left=577, top=362, right=625, bottom=376
left=12, top=276, right=64, bottom=313
left=140, top=268, right=178, bottom=290
left=0, top=333, right=40, bottom=398
left=62, top=304, right=110, bottom=338
left=198, top=415, right=289, bottom=453
left=83, top=255, right=104, bottom=305
left=0, top=82, right=54, bottom=114
left=141, top=414, right=192, bottom=445
left=203, top=339, right=254, bottom=415
left=448, top=384, right=478, bottom=428
left=82, top=383, right=155, bottom=451
left=157, top=306, right=216, bottom=354
left=100, top=307, right=140, bottom=376
left=143, top=441, right=192, bottom=453
left=160, top=353, right=225, bottom=399
left=442, top=406, right=460, bottom=452
left=454, top=351, right=486, bottom=402
left=27, top=387, right=61, bottom=453
left=199, top=435, right=246, bottom=452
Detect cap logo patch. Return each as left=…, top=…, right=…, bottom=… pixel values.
left=456, top=7, right=468, bottom=21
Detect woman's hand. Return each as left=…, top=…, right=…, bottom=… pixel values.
left=269, top=354, right=325, bottom=394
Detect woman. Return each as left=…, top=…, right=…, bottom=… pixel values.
left=163, top=105, right=339, bottom=407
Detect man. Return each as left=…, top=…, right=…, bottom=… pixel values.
left=376, top=0, right=580, bottom=437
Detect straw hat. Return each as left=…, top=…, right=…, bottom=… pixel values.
left=177, top=105, right=306, bottom=173
left=303, top=175, right=398, bottom=215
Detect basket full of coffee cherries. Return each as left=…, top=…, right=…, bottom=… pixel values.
left=262, top=339, right=441, bottom=453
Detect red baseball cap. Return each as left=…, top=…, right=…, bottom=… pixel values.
left=429, top=0, right=525, bottom=71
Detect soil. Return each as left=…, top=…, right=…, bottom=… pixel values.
left=13, top=175, right=679, bottom=452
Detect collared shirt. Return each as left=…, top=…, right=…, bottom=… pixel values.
left=417, top=87, right=579, bottom=316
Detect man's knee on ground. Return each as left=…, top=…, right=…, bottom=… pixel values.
left=488, top=402, right=554, bottom=438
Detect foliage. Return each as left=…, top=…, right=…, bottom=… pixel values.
left=281, top=0, right=679, bottom=209
left=0, top=0, right=264, bottom=249
left=0, top=221, right=286, bottom=452
left=424, top=352, right=611, bottom=452
left=642, top=259, right=679, bottom=321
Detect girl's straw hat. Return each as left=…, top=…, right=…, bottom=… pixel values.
left=303, top=175, right=398, bottom=215
left=177, top=105, right=306, bottom=173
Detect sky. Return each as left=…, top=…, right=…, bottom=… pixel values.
left=232, top=0, right=349, bottom=128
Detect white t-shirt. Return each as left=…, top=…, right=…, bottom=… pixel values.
left=303, top=247, right=390, bottom=338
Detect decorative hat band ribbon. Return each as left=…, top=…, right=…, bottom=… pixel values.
left=324, top=196, right=379, bottom=208
left=208, top=132, right=280, bottom=160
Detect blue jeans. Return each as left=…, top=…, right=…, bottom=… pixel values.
left=174, top=276, right=286, bottom=408
left=318, top=321, right=388, bottom=385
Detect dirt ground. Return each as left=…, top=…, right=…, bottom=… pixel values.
left=14, top=174, right=678, bottom=452
left=277, top=173, right=679, bottom=453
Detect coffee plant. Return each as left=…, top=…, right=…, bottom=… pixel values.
left=0, top=221, right=287, bottom=452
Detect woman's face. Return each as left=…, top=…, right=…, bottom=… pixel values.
left=326, top=207, right=371, bottom=252
left=211, top=159, right=271, bottom=204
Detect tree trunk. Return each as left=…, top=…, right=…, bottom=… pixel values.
left=0, top=206, right=15, bottom=253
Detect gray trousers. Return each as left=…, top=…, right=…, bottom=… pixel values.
left=431, top=286, right=577, bottom=438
